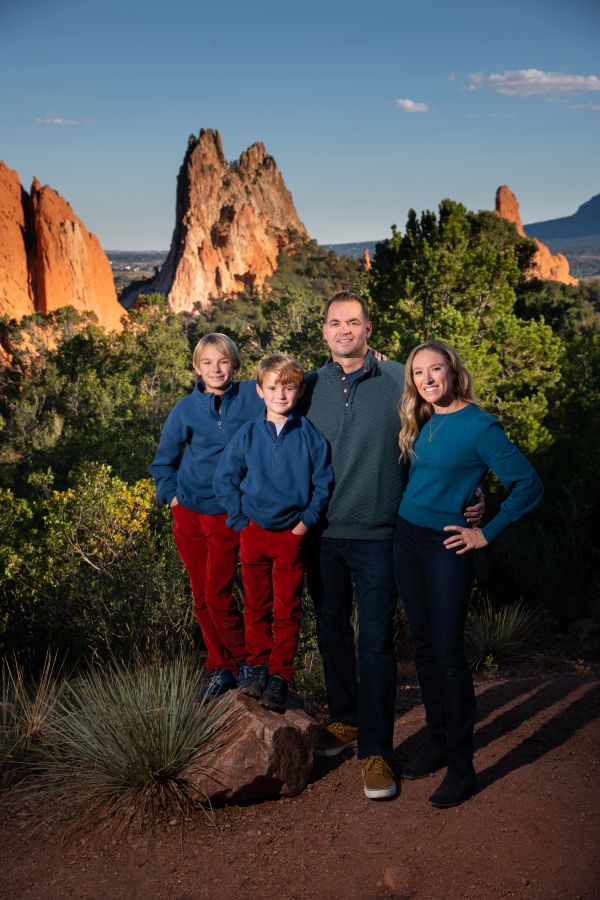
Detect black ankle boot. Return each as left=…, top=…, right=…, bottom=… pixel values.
left=428, top=764, right=476, bottom=807
left=402, top=743, right=447, bottom=780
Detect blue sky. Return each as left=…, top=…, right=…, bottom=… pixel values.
left=1, top=0, right=599, bottom=249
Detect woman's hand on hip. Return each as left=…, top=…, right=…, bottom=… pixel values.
left=169, top=497, right=179, bottom=509
left=443, top=525, right=488, bottom=554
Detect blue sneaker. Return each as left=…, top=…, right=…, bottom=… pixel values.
left=199, top=668, right=236, bottom=699
left=237, top=662, right=256, bottom=692
left=238, top=663, right=268, bottom=698
left=259, top=674, right=288, bottom=712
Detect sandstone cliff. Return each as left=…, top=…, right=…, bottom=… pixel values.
left=495, top=186, right=577, bottom=285
left=0, top=161, right=125, bottom=332
left=143, top=129, right=309, bottom=313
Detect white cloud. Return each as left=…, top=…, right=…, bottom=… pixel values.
left=573, top=103, right=600, bottom=111
left=447, top=73, right=456, bottom=82
left=396, top=98, right=429, bottom=113
left=468, top=69, right=600, bottom=96
left=35, top=116, right=79, bottom=126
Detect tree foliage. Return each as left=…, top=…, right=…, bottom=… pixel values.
left=367, top=201, right=561, bottom=453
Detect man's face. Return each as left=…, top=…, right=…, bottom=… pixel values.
left=323, top=300, right=372, bottom=361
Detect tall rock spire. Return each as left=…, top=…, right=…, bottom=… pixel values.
left=145, top=129, right=310, bottom=313
left=495, top=185, right=577, bottom=285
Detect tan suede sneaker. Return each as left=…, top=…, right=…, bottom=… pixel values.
left=362, top=755, right=397, bottom=799
left=314, top=722, right=358, bottom=757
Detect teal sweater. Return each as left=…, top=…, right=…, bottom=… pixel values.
left=399, top=404, right=543, bottom=542
left=303, top=352, right=405, bottom=540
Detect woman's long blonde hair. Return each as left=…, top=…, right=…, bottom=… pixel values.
left=399, top=340, right=480, bottom=461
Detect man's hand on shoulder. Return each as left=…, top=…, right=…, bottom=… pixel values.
left=368, top=346, right=389, bottom=362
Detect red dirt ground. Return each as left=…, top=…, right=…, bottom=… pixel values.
left=2, top=673, right=599, bottom=900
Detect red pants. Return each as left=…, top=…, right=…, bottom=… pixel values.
left=239, top=521, right=307, bottom=682
left=172, top=505, right=246, bottom=672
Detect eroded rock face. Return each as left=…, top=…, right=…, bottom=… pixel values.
left=0, top=162, right=125, bottom=332
left=183, top=693, right=319, bottom=804
left=495, top=186, right=577, bottom=285
left=0, top=162, right=35, bottom=319
left=146, top=129, right=310, bottom=313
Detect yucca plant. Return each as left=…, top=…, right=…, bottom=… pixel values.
left=1, top=653, right=62, bottom=782
left=465, top=596, right=539, bottom=670
left=27, top=654, right=236, bottom=828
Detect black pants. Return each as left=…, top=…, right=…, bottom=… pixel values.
left=307, top=536, right=397, bottom=758
left=393, top=516, right=476, bottom=767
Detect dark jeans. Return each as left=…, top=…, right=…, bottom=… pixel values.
left=307, top=536, right=397, bottom=758
left=393, top=516, right=476, bottom=767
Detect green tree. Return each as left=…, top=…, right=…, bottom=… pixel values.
left=367, top=201, right=561, bottom=453
left=1, top=296, right=192, bottom=490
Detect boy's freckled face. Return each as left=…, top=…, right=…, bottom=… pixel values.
left=195, top=345, right=236, bottom=395
left=257, top=373, right=304, bottom=422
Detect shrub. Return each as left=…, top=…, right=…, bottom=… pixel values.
left=465, top=595, right=539, bottom=669
left=26, top=654, right=236, bottom=827
left=1, top=653, right=62, bottom=782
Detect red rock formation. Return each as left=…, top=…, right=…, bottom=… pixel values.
left=0, top=162, right=35, bottom=319
left=146, top=129, right=310, bottom=313
left=0, top=162, right=126, bottom=332
left=495, top=186, right=577, bottom=285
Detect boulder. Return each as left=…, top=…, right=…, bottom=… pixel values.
left=136, top=129, right=310, bottom=312
left=184, top=693, right=319, bottom=804
left=495, top=185, right=577, bottom=285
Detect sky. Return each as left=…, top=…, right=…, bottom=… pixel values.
left=1, top=0, right=599, bottom=249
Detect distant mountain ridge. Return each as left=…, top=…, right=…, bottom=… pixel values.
left=525, top=193, right=600, bottom=240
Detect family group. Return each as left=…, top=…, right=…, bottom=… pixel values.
left=150, top=292, right=543, bottom=809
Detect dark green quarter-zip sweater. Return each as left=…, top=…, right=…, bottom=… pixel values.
left=302, top=351, right=405, bottom=540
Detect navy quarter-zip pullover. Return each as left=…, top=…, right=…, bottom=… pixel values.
left=150, top=380, right=264, bottom=513
left=213, top=412, right=333, bottom=532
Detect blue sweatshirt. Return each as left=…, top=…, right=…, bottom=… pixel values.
left=399, top=404, right=543, bottom=542
left=213, top=411, right=334, bottom=532
left=150, top=380, right=264, bottom=514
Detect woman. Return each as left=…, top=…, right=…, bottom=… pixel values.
left=394, top=340, right=543, bottom=807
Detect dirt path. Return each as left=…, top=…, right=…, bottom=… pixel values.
left=2, top=673, right=599, bottom=900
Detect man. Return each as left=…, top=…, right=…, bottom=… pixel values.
left=302, top=291, right=405, bottom=800
left=303, top=291, right=482, bottom=801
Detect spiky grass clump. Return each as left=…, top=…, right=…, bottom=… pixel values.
left=465, top=596, right=539, bottom=670
left=1, top=654, right=62, bottom=782
left=28, top=655, right=236, bottom=827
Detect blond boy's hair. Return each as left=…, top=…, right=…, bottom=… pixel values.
left=192, top=333, right=241, bottom=377
left=256, top=354, right=304, bottom=386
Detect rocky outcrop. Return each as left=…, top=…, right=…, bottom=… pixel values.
left=0, top=161, right=125, bottom=332
left=140, top=129, right=310, bottom=313
left=362, top=248, right=372, bottom=271
left=0, top=162, right=35, bottom=319
left=495, top=186, right=577, bottom=285
left=184, top=694, right=319, bottom=804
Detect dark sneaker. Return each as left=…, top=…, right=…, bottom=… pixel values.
left=199, top=668, right=236, bottom=699
left=237, top=663, right=268, bottom=698
left=428, top=766, right=477, bottom=808
left=362, top=755, right=397, bottom=800
left=314, top=722, right=358, bottom=758
left=259, top=674, right=288, bottom=712
left=237, top=662, right=256, bottom=693
left=402, top=742, right=447, bottom=780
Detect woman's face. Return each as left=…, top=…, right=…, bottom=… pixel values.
left=411, top=349, right=456, bottom=408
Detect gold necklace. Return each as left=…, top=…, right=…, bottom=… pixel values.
left=428, top=414, right=448, bottom=442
